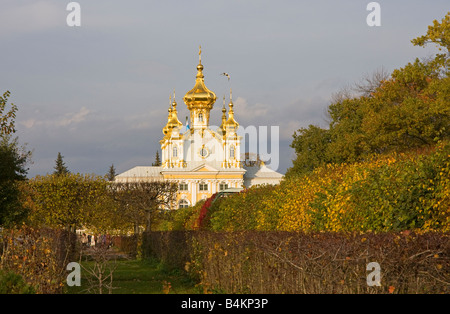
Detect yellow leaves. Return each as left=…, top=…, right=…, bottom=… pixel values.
left=1, top=226, right=68, bottom=293
left=26, top=173, right=113, bottom=230
left=162, top=280, right=172, bottom=294
left=196, top=141, right=450, bottom=233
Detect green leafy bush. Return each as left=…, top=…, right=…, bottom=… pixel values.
left=0, top=270, right=35, bottom=294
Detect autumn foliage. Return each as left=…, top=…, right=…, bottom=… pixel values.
left=143, top=231, right=449, bottom=294
left=174, top=13, right=450, bottom=234
left=0, top=226, right=77, bottom=293
left=177, top=142, right=448, bottom=233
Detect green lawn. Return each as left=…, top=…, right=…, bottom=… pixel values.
left=65, top=258, right=199, bottom=294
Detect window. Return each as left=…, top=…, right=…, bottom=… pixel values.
left=179, top=182, right=188, bottom=191
left=230, top=146, right=235, bottom=158
left=219, top=182, right=229, bottom=191
left=178, top=199, right=189, bottom=209
left=198, top=113, right=203, bottom=122
left=200, top=147, right=208, bottom=158
left=173, top=146, right=178, bottom=157
left=199, top=182, right=208, bottom=191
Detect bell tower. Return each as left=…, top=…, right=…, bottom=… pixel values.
left=183, top=46, right=217, bottom=130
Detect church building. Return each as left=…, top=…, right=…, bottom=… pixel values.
left=115, top=49, right=283, bottom=209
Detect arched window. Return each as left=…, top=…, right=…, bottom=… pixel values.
left=173, top=146, right=178, bottom=157
left=198, top=113, right=203, bottom=122
left=178, top=199, right=189, bottom=209
left=230, top=146, right=235, bottom=158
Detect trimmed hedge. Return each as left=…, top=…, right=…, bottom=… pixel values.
left=191, top=141, right=450, bottom=233
left=111, top=235, right=138, bottom=258
left=142, top=231, right=449, bottom=294
left=0, top=226, right=78, bottom=294
left=142, top=231, right=194, bottom=271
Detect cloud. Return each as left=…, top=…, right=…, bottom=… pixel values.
left=57, top=106, right=91, bottom=127
left=21, top=118, right=37, bottom=129
left=233, top=97, right=269, bottom=120
left=20, top=106, right=91, bottom=129
left=233, top=94, right=330, bottom=141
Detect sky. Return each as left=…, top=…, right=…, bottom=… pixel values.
left=0, top=0, right=448, bottom=177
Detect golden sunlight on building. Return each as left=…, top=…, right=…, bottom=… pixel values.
left=116, top=48, right=283, bottom=208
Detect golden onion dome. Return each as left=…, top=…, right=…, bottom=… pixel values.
left=224, top=89, right=239, bottom=129
left=162, top=93, right=182, bottom=135
left=168, top=98, right=183, bottom=129
left=162, top=106, right=172, bottom=135
left=183, top=48, right=217, bottom=111
left=224, top=103, right=239, bottom=129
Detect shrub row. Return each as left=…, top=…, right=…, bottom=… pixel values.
left=0, top=226, right=78, bottom=293
left=111, top=235, right=138, bottom=258
left=188, top=142, right=450, bottom=232
left=142, top=231, right=449, bottom=294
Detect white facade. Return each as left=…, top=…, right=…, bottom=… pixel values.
left=116, top=51, right=283, bottom=208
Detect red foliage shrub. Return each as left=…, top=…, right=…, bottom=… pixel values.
left=194, top=193, right=218, bottom=229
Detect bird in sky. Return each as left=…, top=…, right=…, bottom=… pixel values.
left=221, top=72, right=231, bottom=81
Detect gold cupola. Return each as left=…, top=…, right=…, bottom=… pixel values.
left=162, top=92, right=182, bottom=136
left=183, top=46, right=217, bottom=114
left=168, top=90, right=183, bottom=130
left=224, top=89, right=239, bottom=130
left=218, top=95, right=227, bottom=136
left=162, top=96, right=173, bottom=136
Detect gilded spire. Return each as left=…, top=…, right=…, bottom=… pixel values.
left=220, top=95, right=227, bottom=133
left=162, top=96, right=173, bottom=135
left=169, top=89, right=182, bottom=129
left=163, top=92, right=182, bottom=135
left=225, top=88, right=239, bottom=129
left=196, top=46, right=204, bottom=79
left=172, top=89, right=179, bottom=108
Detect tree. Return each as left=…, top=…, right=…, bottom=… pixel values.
left=361, top=59, right=449, bottom=151
left=353, top=67, right=390, bottom=97
left=54, top=152, right=69, bottom=176
left=152, top=151, right=161, bottom=166
left=110, top=180, right=178, bottom=233
left=0, top=91, right=31, bottom=226
left=411, top=12, right=450, bottom=73
left=27, top=173, right=113, bottom=232
left=0, top=136, right=31, bottom=226
left=286, top=126, right=331, bottom=177
left=0, top=91, right=17, bottom=136
left=107, top=164, right=116, bottom=181
left=287, top=13, right=450, bottom=177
